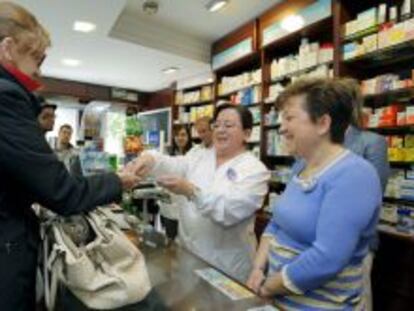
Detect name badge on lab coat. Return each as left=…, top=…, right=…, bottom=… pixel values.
left=226, top=168, right=237, bottom=181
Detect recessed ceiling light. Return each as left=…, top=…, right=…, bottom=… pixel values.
left=62, top=58, right=81, bottom=67
left=206, top=0, right=229, bottom=13
left=281, top=15, right=305, bottom=33
left=73, top=21, right=96, bottom=33
left=207, top=77, right=214, bottom=83
left=162, top=67, right=179, bottom=74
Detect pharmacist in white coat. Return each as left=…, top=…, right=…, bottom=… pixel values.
left=128, top=104, right=270, bottom=282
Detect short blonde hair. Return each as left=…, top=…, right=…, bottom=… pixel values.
left=0, top=2, right=51, bottom=57
left=194, top=116, right=212, bottom=128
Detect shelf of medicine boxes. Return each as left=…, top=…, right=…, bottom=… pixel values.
left=389, top=161, right=414, bottom=169
left=342, top=25, right=380, bottom=44
left=378, top=223, right=414, bottom=243
left=270, top=61, right=333, bottom=84
left=343, top=39, right=414, bottom=69
left=367, top=125, right=414, bottom=134
left=217, top=82, right=262, bottom=99
left=176, top=99, right=214, bottom=107
left=383, top=196, right=414, bottom=207
left=264, top=124, right=280, bottom=131
left=364, top=86, right=414, bottom=106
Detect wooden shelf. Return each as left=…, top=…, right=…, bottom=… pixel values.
left=383, top=197, right=414, bottom=207
left=173, top=122, right=194, bottom=127
left=179, top=82, right=214, bottom=93
left=270, top=61, right=333, bottom=84
left=264, top=124, right=280, bottom=130
left=176, top=100, right=214, bottom=107
left=389, top=162, right=414, bottom=169
left=367, top=126, right=414, bottom=134
left=342, top=25, right=379, bottom=44
left=364, top=87, right=414, bottom=106
left=214, top=52, right=260, bottom=76
left=378, top=224, right=414, bottom=243
left=263, top=17, right=333, bottom=52
left=343, top=39, right=414, bottom=69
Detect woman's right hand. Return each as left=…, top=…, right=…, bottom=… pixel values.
left=124, top=153, right=155, bottom=179
left=246, top=268, right=265, bottom=293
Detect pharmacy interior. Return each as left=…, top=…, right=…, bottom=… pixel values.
left=3, top=0, right=414, bottom=310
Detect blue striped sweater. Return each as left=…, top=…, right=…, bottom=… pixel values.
left=264, top=152, right=382, bottom=310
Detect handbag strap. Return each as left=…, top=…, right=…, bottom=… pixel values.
left=42, top=219, right=64, bottom=311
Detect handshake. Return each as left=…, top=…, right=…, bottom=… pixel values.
left=116, top=153, right=197, bottom=199
left=116, top=153, right=155, bottom=190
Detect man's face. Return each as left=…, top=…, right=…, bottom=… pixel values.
left=38, top=107, right=55, bottom=132
left=195, top=121, right=213, bottom=147
left=58, top=127, right=73, bottom=146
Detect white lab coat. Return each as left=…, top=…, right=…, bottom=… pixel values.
left=149, top=147, right=270, bottom=282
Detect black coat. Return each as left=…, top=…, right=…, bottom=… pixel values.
left=0, top=66, right=122, bottom=310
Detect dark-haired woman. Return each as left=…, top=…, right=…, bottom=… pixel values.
left=159, top=125, right=192, bottom=244
left=127, top=104, right=270, bottom=282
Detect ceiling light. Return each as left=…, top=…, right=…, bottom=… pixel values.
left=207, top=78, right=214, bottom=83
left=143, top=0, right=159, bottom=15
left=73, top=21, right=96, bottom=33
left=162, top=67, right=179, bottom=74
left=206, top=0, right=229, bottom=12
left=62, top=58, right=81, bottom=67
left=281, top=14, right=305, bottom=32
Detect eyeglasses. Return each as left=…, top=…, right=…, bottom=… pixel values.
left=211, top=121, right=239, bottom=130
left=32, top=52, right=46, bottom=67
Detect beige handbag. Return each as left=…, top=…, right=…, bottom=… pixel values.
left=43, top=207, right=151, bottom=310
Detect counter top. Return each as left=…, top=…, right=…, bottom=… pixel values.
left=142, top=243, right=277, bottom=310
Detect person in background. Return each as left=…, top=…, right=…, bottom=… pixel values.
left=341, top=77, right=390, bottom=192
left=246, top=78, right=382, bottom=310
left=55, top=124, right=78, bottom=171
left=0, top=3, right=140, bottom=309
left=159, top=125, right=192, bottom=244
left=37, top=97, right=57, bottom=134
left=171, top=124, right=192, bottom=155
left=192, top=116, right=213, bottom=150
left=340, top=78, right=390, bottom=311
left=127, top=104, right=270, bottom=282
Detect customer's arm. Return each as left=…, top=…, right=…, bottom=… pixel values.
left=0, top=88, right=132, bottom=215
left=264, top=166, right=382, bottom=294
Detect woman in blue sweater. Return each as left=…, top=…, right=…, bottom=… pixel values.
left=247, top=78, right=382, bottom=310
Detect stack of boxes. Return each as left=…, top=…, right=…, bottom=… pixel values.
left=387, top=134, right=414, bottom=162
left=343, top=1, right=414, bottom=60
left=361, top=73, right=414, bottom=95
left=218, top=69, right=262, bottom=96
left=175, top=85, right=213, bottom=106
left=270, top=40, right=333, bottom=80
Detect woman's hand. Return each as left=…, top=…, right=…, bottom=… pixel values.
left=116, top=171, right=141, bottom=190
left=124, top=153, right=155, bottom=179
left=258, top=273, right=290, bottom=297
left=157, top=176, right=195, bottom=198
left=246, top=268, right=265, bottom=293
